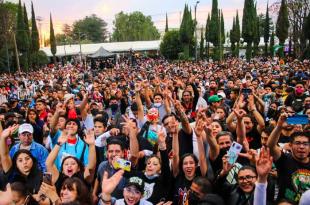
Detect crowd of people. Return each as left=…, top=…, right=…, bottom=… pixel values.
left=0, top=56, right=309, bottom=205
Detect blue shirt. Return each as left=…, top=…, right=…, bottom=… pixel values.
left=9, top=141, right=48, bottom=172
left=50, top=130, right=89, bottom=170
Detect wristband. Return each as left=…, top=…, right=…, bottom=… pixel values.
left=56, top=142, right=62, bottom=146
left=100, top=196, right=111, bottom=203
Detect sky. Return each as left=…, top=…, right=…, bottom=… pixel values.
left=8, top=0, right=278, bottom=39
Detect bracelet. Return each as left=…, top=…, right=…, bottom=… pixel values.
left=56, top=142, right=62, bottom=146
left=249, top=108, right=257, bottom=112
left=100, top=196, right=111, bottom=203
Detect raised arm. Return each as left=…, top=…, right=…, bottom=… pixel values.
left=157, top=127, right=171, bottom=182
left=0, top=125, right=18, bottom=173
left=50, top=103, right=66, bottom=136
left=46, top=131, right=68, bottom=184
left=234, top=109, right=247, bottom=147
left=83, top=129, right=96, bottom=183
left=122, top=115, right=139, bottom=166
left=205, top=124, right=220, bottom=161
left=171, top=119, right=180, bottom=177
left=226, top=111, right=237, bottom=132
left=135, top=83, right=145, bottom=122
left=267, top=113, right=287, bottom=161
left=174, top=100, right=192, bottom=135
left=79, top=92, right=89, bottom=120
left=194, top=119, right=208, bottom=177
left=100, top=169, right=125, bottom=205
left=254, top=147, right=273, bottom=205
left=248, top=95, right=265, bottom=133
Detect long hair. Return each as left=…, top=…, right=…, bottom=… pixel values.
left=179, top=153, right=198, bottom=176
left=60, top=156, right=85, bottom=175
left=12, top=149, right=38, bottom=176
left=60, top=177, right=91, bottom=205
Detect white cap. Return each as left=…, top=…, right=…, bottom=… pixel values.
left=18, top=123, right=34, bottom=134
left=217, top=92, right=226, bottom=99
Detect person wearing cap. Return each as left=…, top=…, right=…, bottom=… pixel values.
left=9, top=123, right=49, bottom=172
left=100, top=170, right=152, bottom=205
left=206, top=95, right=222, bottom=116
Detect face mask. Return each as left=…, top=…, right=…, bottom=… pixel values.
left=110, top=104, right=118, bottom=111
left=91, top=108, right=99, bottom=116
left=188, top=191, right=200, bottom=205
left=153, top=103, right=162, bottom=108
left=295, top=87, right=304, bottom=95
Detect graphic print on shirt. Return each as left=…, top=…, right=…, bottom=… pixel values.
left=285, top=169, right=310, bottom=202
left=143, top=182, right=155, bottom=200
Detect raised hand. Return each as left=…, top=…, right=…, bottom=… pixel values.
left=101, top=170, right=125, bottom=195
left=221, top=154, right=234, bottom=176
left=256, top=147, right=273, bottom=183
left=84, top=129, right=95, bottom=145
left=194, top=118, right=206, bottom=137
left=58, top=130, right=68, bottom=146
left=0, top=124, right=19, bottom=139
left=277, top=112, right=288, bottom=128
left=233, top=108, right=247, bottom=120
left=121, top=115, right=138, bottom=137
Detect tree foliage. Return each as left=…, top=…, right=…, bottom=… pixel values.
left=31, top=2, right=40, bottom=53
left=50, top=13, right=56, bottom=63
left=264, top=3, right=270, bottom=56
left=199, top=27, right=204, bottom=59
left=0, top=1, right=17, bottom=72
left=205, top=13, right=211, bottom=58
left=160, top=30, right=182, bottom=60
left=16, top=0, right=29, bottom=70
left=179, top=4, right=195, bottom=59
left=270, top=30, right=275, bottom=56
left=242, top=0, right=256, bottom=61
left=112, top=11, right=160, bottom=42
left=276, top=0, right=289, bottom=57
left=72, top=14, right=108, bottom=43
left=165, top=13, right=168, bottom=32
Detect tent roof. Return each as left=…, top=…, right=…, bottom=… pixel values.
left=40, top=40, right=160, bottom=57
left=89, top=47, right=115, bottom=58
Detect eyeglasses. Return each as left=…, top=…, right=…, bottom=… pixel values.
left=292, top=141, right=310, bottom=147
left=238, top=175, right=257, bottom=182
left=124, top=187, right=141, bottom=195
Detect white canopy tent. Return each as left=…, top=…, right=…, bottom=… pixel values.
left=40, top=40, right=160, bottom=57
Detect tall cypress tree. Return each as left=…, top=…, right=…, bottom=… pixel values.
left=199, top=27, right=204, bottom=59
left=242, top=0, right=255, bottom=61
left=235, top=11, right=240, bottom=57
left=270, top=30, right=275, bottom=56
left=31, top=2, right=39, bottom=52
left=221, top=10, right=225, bottom=45
left=16, top=0, right=29, bottom=71
left=205, top=13, right=211, bottom=59
left=276, top=0, right=289, bottom=57
left=23, top=3, right=30, bottom=70
left=31, top=1, right=40, bottom=68
left=264, top=3, right=270, bottom=56
left=230, top=17, right=236, bottom=56
left=209, top=0, right=220, bottom=60
left=179, top=4, right=194, bottom=59
left=50, top=13, right=57, bottom=64
left=165, top=13, right=168, bottom=32
left=253, top=4, right=260, bottom=56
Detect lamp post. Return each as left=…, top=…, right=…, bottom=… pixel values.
left=194, top=1, right=200, bottom=62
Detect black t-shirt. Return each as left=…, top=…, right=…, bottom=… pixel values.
left=275, top=152, right=310, bottom=203
left=245, top=127, right=261, bottom=150
left=172, top=168, right=201, bottom=204
left=178, top=129, right=193, bottom=158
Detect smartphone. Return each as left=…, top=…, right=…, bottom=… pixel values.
left=113, top=158, right=131, bottom=172
left=43, top=172, right=52, bottom=185
left=227, top=142, right=243, bottom=165
left=286, top=115, right=309, bottom=125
